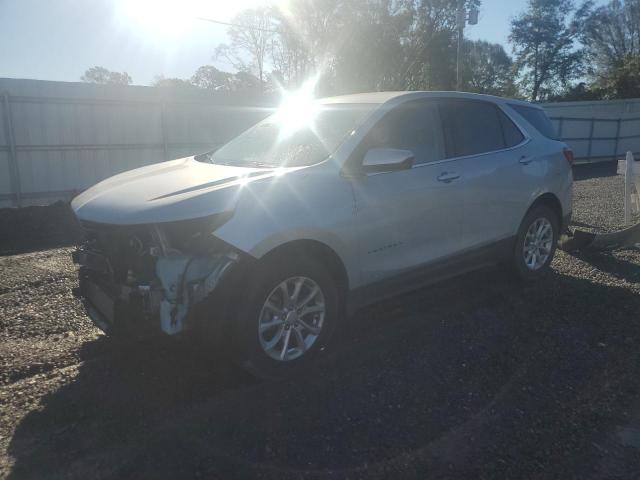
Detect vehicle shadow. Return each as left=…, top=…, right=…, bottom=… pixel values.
left=572, top=250, right=640, bottom=284
left=7, top=266, right=640, bottom=479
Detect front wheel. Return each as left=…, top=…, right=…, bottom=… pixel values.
left=232, top=255, right=339, bottom=379
left=512, top=205, right=559, bottom=281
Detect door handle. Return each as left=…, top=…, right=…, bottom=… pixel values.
left=519, top=155, right=533, bottom=165
left=437, top=172, right=460, bottom=183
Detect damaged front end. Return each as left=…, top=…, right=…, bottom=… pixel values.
left=72, top=213, right=243, bottom=337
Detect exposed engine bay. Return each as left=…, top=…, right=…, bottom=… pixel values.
left=72, top=214, right=242, bottom=336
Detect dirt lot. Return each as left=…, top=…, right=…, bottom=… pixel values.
left=1, top=165, right=640, bottom=479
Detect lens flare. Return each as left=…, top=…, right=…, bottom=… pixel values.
left=274, top=76, right=320, bottom=138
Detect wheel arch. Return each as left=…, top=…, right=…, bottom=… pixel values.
left=258, top=239, right=350, bottom=297
left=527, top=192, right=563, bottom=227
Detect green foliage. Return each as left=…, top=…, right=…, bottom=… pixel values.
left=509, top=0, right=591, bottom=101
left=582, top=0, right=640, bottom=99
left=80, top=66, right=132, bottom=85
left=152, top=76, right=199, bottom=90
left=461, top=40, right=516, bottom=96
left=151, top=68, right=263, bottom=94
left=213, top=0, right=483, bottom=95
left=594, top=55, right=640, bottom=99
left=82, top=0, right=640, bottom=101
left=546, top=82, right=606, bottom=101
left=190, top=66, right=233, bottom=91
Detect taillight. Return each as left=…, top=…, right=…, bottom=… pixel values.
left=563, top=148, right=574, bottom=166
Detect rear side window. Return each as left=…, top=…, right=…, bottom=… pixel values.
left=498, top=109, right=525, bottom=147
left=510, top=104, right=556, bottom=139
left=439, top=100, right=505, bottom=157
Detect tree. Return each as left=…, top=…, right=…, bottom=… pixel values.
left=190, top=65, right=233, bottom=91
left=546, top=82, right=606, bottom=101
left=582, top=0, right=640, bottom=98
left=214, top=7, right=275, bottom=89
left=593, top=54, right=640, bottom=98
left=328, top=0, right=414, bottom=93
left=151, top=76, right=201, bottom=92
left=269, top=0, right=343, bottom=90
left=509, top=0, right=591, bottom=101
left=81, top=66, right=132, bottom=85
left=269, top=0, right=479, bottom=94
left=228, top=71, right=264, bottom=92
left=211, top=0, right=496, bottom=96
left=461, top=40, right=516, bottom=96
left=395, top=0, right=481, bottom=91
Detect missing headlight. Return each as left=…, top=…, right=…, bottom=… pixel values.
left=157, top=212, right=234, bottom=254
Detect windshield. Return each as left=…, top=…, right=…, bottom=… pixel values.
left=207, top=103, right=376, bottom=168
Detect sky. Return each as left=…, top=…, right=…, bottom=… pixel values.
left=0, top=0, right=568, bottom=86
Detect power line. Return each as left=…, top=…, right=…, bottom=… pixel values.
left=196, top=17, right=278, bottom=34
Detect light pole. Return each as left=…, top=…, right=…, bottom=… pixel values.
left=456, top=1, right=478, bottom=91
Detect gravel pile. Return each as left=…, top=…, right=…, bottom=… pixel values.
left=0, top=201, right=82, bottom=255
left=0, top=166, right=639, bottom=479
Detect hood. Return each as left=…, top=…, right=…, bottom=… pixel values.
left=71, top=156, right=279, bottom=225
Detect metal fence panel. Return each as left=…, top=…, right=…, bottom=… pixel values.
left=0, top=78, right=275, bottom=207
left=0, top=151, right=12, bottom=195
left=0, top=97, right=7, bottom=146
left=620, top=118, right=640, bottom=138
left=547, top=114, right=640, bottom=164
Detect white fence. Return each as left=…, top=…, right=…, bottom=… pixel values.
left=543, top=98, right=640, bottom=164
left=0, top=78, right=275, bottom=207
left=1, top=78, right=639, bottom=207
left=548, top=115, right=640, bottom=164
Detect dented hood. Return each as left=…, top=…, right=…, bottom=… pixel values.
left=71, top=156, right=276, bottom=225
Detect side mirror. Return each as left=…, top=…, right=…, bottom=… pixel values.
left=362, top=148, right=415, bottom=173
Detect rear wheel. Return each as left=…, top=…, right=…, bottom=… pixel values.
left=233, top=255, right=339, bottom=379
left=512, top=205, right=559, bottom=281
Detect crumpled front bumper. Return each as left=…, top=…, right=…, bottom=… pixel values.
left=72, top=248, right=239, bottom=336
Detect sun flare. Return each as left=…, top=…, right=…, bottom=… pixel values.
left=274, top=76, right=321, bottom=138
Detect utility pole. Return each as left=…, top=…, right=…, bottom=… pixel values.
left=456, top=2, right=478, bottom=91
left=456, top=0, right=464, bottom=91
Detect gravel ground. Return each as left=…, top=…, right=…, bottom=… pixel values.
left=1, top=167, right=640, bottom=479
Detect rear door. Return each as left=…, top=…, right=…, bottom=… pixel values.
left=438, top=99, right=532, bottom=249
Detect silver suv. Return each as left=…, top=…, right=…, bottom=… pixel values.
left=71, top=91, right=573, bottom=377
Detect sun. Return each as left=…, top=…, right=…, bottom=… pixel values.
left=273, top=75, right=321, bottom=139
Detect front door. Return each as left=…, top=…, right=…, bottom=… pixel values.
left=350, top=100, right=466, bottom=287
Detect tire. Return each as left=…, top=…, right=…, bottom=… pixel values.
left=232, top=254, right=339, bottom=379
left=512, top=205, right=559, bottom=281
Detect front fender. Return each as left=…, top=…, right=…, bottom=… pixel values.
left=213, top=168, right=360, bottom=286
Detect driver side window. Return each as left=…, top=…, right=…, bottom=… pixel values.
left=367, top=101, right=445, bottom=165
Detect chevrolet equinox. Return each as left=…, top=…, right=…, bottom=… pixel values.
left=71, top=91, right=573, bottom=377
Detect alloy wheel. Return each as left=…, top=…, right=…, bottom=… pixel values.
left=523, top=217, right=554, bottom=270
left=258, top=276, right=326, bottom=361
